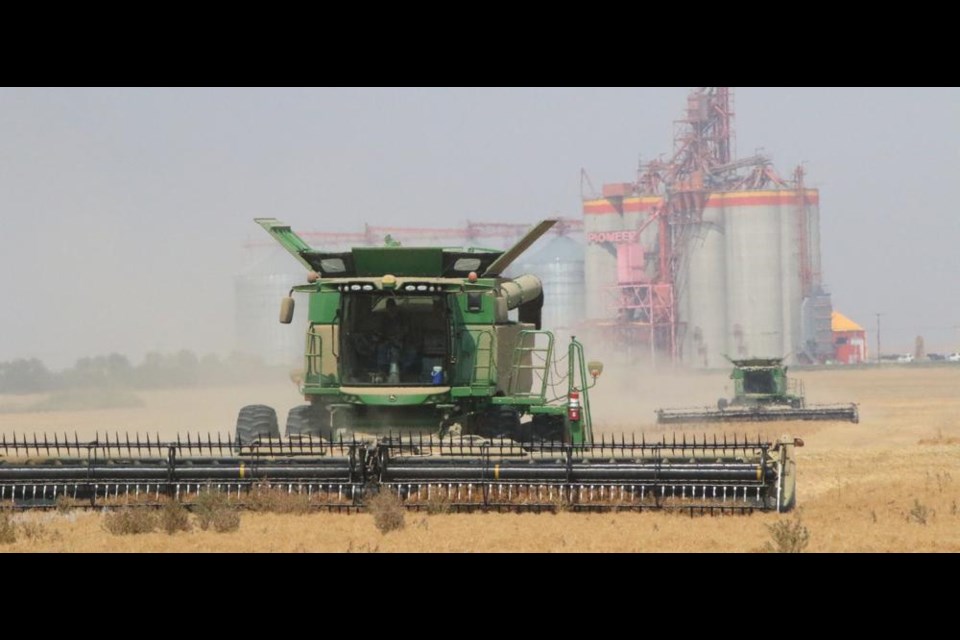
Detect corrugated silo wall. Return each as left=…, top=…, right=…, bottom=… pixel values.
left=234, top=249, right=310, bottom=368
left=806, top=195, right=822, bottom=287
left=515, top=237, right=585, bottom=336
left=681, top=204, right=727, bottom=368
left=679, top=190, right=816, bottom=367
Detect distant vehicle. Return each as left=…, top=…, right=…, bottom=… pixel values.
left=928, top=353, right=945, bottom=361
left=896, top=353, right=914, bottom=363
left=948, top=353, right=960, bottom=362
left=655, top=356, right=859, bottom=424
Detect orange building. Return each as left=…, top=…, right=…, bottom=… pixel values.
left=832, top=311, right=867, bottom=364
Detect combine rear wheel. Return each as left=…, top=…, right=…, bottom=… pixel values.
left=286, top=404, right=329, bottom=438
left=236, top=404, right=280, bottom=445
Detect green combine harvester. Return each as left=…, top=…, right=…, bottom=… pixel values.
left=244, top=217, right=597, bottom=446
left=0, top=220, right=804, bottom=513
left=656, top=357, right=859, bottom=424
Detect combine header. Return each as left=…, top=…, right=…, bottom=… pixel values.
left=657, top=357, right=859, bottom=424
left=0, top=431, right=801, bottom=513
left=0, top=220, right=805, bottom=513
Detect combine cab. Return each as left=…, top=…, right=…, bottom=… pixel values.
left=0, top=221, right=806, bottom=513
left=657, top=357, right=859, bottom=424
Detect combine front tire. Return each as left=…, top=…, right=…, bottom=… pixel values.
left=476, top=407, right=522, bottom=439
left=498, top=408, right=521, bottom=439
left=236, top=404, right=280, bottom=445
left=285, top=404, right=328, bottom=438
left=530, top=414, right=565, bottom=442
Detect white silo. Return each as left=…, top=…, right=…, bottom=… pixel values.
left=515, top=235, right=585, bottom=336
left=679, top=203, right=728, bottom=368
left=234, top=245, right=309, bottom=367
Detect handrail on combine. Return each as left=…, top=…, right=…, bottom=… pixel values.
left=568, top=336, right=596, bottom=443
left=305, top=326, right=323, bottom=379
left=470, top=328, right=496, bottom=388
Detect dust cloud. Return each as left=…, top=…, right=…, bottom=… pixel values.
left=587, top=362, right=730, bottom=433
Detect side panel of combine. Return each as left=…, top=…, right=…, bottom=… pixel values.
left=457, top=328, right=494, bottom=388
left=450, top=289, right=497, bottom=389
left=496, top=324, right=534, bottom=394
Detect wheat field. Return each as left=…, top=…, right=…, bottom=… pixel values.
left=1, top=365, right=959, bottom=552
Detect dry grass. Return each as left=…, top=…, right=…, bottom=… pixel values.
left=0, top=512, right=15, bottom=544
left=244, top=484, right=313, bottom=514
left=56, top=496, right=83, bottom=514
left=193, top=491, right=241, bottom=533
left=1, top=367, right=960, bottom=552
left=0, top=511, right=64, bottom=545
left=423, top=491, right=453, bottom=515
left=366, top=490, right=406, bottom=534
left=102, top=508, right=159, bottom=535
left=159, top=500, right=192, bottom=534
left=761, top=512, right=810, bottom=552
left=918, top=429, right=960, bottom=446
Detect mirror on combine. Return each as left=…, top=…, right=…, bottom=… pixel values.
left=279, top=296, right=295, bottom=324
left=588, top=361, right=604, bottom=379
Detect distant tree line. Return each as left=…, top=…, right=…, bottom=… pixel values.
left=0, top=351, right=285, bottom=394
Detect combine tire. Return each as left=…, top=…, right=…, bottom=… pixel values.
left=285, top=404, right=328, bottom=438
left=530, top=414, right=565, bottom=442
left=498, top=408, right=521, bottom=438
left=236, top=404, right=280, bottom=445
left=476, top=407, right=522, bottom=439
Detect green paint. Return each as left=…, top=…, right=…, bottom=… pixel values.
left=308, top=291, right=340, bottom=323
left=349, top=392, right=446, bottom=406
left=254, top=218, right=314, bottom=271
left=352, top=247, right=443, bottom=276
left=728, top=357, right=797, bottom=405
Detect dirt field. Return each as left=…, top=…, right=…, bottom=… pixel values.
left=2, top=365, right=959, bottom=552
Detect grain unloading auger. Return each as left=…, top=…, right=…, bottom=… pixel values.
left=657, top=357, right=859, bottom=425
left=0, top=220, right=803, bottom=513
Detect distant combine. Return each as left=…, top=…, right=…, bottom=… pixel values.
left=656, top=357, right=858, bottom=424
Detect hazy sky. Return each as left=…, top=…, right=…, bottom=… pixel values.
left=1, top=87, right=957, bottom=368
